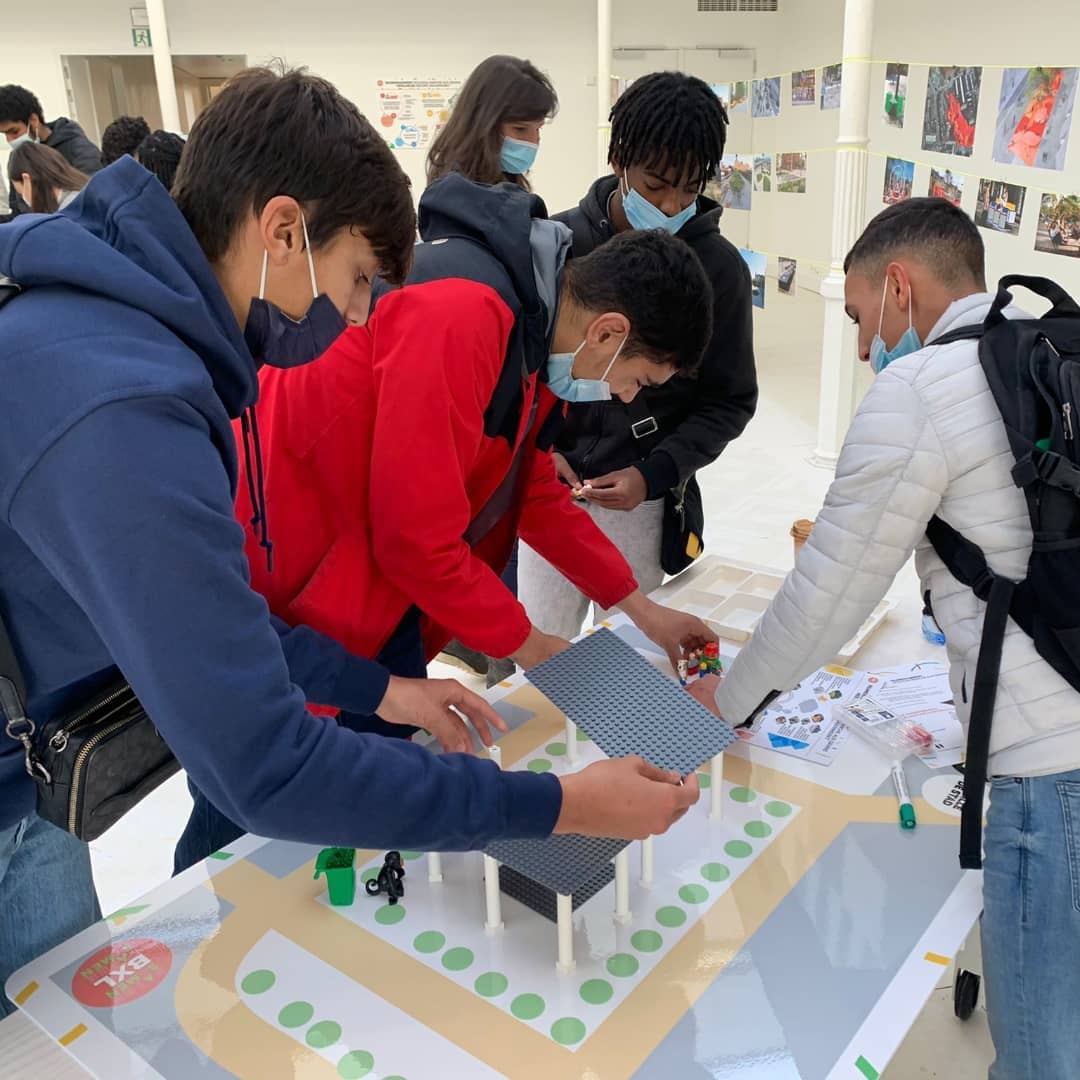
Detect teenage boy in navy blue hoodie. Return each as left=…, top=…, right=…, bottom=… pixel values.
left=0, top=68, right=697, bottom=1012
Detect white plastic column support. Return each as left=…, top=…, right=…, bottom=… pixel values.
left=640, top=836, right=655, bottom=887
left=145, top=0, right=182, bottom=133
left=596, top=0, right=613, bottom=176
left=556, top=893, right=575, bottom=972
left=812, top=0, right=877, bottom=468
left=614, top=847, right=631, bottom=923
left=427, top=852, right=443, bottom=884
left=488, top=743, right=502, bottom=769
left=483, top=856, right=503, bottom=932
left=566, top=715, right=578, bottom=764
left=710, top=753, right=724, bottom=820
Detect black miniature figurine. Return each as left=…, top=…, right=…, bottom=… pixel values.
left=365, top=849, right=406, bottom=904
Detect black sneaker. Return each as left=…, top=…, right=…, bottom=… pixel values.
left=439, top=639, right=489, bottom=677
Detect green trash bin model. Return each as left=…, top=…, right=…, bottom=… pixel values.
left=314, top=847, right=356, bottom=906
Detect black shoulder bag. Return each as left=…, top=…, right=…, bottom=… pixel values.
left=0, top=613, right=178, bottom=842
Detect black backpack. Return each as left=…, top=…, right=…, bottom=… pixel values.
left=926, top=275, right=1080, bottom=869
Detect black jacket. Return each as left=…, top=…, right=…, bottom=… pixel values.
left=6, top=117, right=102, bottom=218
left=553, top=176, right=757, bottom=497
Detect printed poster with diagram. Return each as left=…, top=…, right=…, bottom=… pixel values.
left=377, top=78, right=461, bottom=150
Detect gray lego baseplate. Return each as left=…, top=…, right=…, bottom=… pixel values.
left=497, top=861, right=614, bottom=922
left=526, top=627, right=737, bottom=774
left=485, top=833, right=629, bottom=896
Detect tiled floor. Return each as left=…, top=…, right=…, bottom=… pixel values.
left=89, top=288, right=994, bottom=1077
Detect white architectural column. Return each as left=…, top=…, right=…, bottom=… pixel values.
left=483, top=856, right=504, bottom=932
left=613, top=848, right=631, bottom=923
left=427, top=852, right=443, bottom=884
left=556, top=893, right=575, bottom=972
left=145, top=0, right=181, bottom=133
left=812, top=0, right=876, bottom=468
left=596, top=0, right=613, bottom=176
left=640, top=836, right=655, bottom=887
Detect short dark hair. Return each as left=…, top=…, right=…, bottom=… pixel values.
left=8, top=142, right=89, bottom=213
left=845, top=197, right=986, bottom=288
left=135, top=130, right=185, bottom=191
left=0, top=84, right=44, bottom=126
left=609, top=72, right=728, bottom=187
left=563, top=230, right=712, bottom=374
left=173, top=67, right=415, bottom=284
left=101, top=115, right=151, bottom=165
left=427, top=55, right=557, bottom=191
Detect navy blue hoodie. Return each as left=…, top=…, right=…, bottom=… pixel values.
left=0, top=159, right=561, bottom=843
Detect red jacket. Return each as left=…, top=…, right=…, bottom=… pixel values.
left=236, top=278, right=638, bottom=670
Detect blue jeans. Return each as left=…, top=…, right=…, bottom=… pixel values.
left=173, top=611, right=427, bottom=874
left=982, top=768, right=1080, bottom=1078
left=0, top=813, right=100, bottom=1017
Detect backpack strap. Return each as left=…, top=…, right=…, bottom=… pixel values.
left=928, top=325, right=983, bottom=347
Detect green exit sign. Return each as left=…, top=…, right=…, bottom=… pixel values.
left=131, top=27, right=151, bottom=48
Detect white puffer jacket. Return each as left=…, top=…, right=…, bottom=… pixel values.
left=717, top=293, right=1080, bottom=777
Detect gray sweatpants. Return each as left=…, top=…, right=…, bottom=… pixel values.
left=518, top=497, right=666, bottom=640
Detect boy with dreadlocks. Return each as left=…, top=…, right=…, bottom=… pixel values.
left=518, top=70, right=757, bottom=640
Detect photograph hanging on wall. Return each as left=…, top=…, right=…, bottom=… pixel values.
left=705, top=154, right=753, bottom=211
left=739, top=248, right=767, bottom=310
left=754, top=154, right=773, bottom=192
left=710, top=83, right=731, bottom=109
left=884, top=63, right=909, bottom=128
left=883, top=157, right=915, bottom=204
left=1035, top=193, right=1080, bottom=258
left=792, top=69, right=816, bottom=106
left=778, top=258, right=797, bottom=296
left=730, top=80, right=750, bottom=113
left=753, top=77, right=782, bottom=119
left=777, top=152, right=808, bottom=193
left=821, top=64, right=842, bottom=110
left=992, top=67, right=1078, bottom=171
left=922, top=66, right=982, bottom=157
left=928, top=166, right=965, bottom=207
left=975, top=179, right=1027, bottom=236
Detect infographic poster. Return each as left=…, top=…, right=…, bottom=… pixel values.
left=992, top=67, right=1078, bottom=171
left=884, top=63, right=909, bottom=128
left=377, top=78, right=460, bottom=150
left=821, top=64, right=842, bottom=110
left=922, top=66, right=982, bottom=157
left=975, top=179, right=1026, bottom=236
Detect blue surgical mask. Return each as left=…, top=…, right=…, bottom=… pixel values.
left=244, top=213, right=347, bottom=369
left=500, top=136, right=538, bottom=176
left=546, top=335, right=628, bottom=403
left=869, top=279, right=923, bottom=374
left=8, top=132, right=33, bottom=151
left=620, top=175, right=697, bottom=235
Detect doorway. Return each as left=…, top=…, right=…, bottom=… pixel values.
left=61, top=54, right=247, bottom=143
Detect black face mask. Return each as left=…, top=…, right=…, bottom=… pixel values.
left=243, top=216, right=347, bottom=369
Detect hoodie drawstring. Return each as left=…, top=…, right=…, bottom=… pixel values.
left=239, top=406, right=274, bottom=574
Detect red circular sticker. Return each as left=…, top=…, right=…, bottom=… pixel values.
left=71, top=938, right=172, bottom=1008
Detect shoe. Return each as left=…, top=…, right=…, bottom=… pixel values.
left=438, top=639, right=489, bottom=677
left=486, top=657, right=516, bottom=689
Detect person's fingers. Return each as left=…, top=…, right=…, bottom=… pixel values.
left=444, top=684, right=505, bottom=744
left=436, top=710, right=472, bottom=754
left=585, top=472, right=619, bottom=489
left=676, top=772, right=701, bottom=808
left=635, top=758, right=681, bottom=785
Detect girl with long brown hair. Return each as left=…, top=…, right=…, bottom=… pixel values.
left=8, top=141, right=89, bottom=213
left=427, top=55, right=557, bottom=191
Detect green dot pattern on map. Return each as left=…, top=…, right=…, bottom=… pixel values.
left=400, top=851, right=423, bottom=861
left=607, top=953, right=639, bottom=978
left=546, top=742, right=567, bottom=756
left=631, top=929, right=663, bottom=952
left=576, top=728, right=590, bottom=741
left=765, top=800, right=793, bottom=817
left=745, top=820, right=772, bottom=839
left=697, top=772, right=712, bottom=788
left=474, top=972, right=509, bottom=997
left=337, top=1049, right=375, bottom=1079
left=730, top=786, right=756, bottom=802
left=511, top=993, right=546, bottom=1020
left=307, top=1020, right=343, bottom=1048
left=361, top=868, right=379, bottom=884
left=527, top=758, right=552, bottom=773
left=240, top=969, right=275, bottom=995
left=679, top=884, right=710, bottom=904
left=442, top=947, right=475, bottom=972
left=701, top=862, right=730, bottom=883
left=375, top=904, right=406, bottom=926
left=551, top=1017, right=587, bottom=1045
left=413, top=931, right=445, bottom=954
left=656, top=905, right=687, bottom=927
left=279, top=1001, right=314, bottom=1028
left=580, top=979, right=613, bottom=1004
left=725, top=840, right=754, bottom=858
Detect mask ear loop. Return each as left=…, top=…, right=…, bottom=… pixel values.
left=300, top=213, right=318, bottom=299
left=876, top=276, right=890, bottom=339
left=600, top=334, right=629, bottom=381
left=258, top=250, right=269, bottom=302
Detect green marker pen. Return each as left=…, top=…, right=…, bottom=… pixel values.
left=891, top=761, right=917, bottom=829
